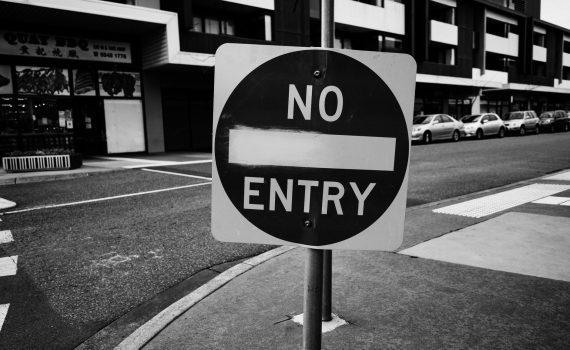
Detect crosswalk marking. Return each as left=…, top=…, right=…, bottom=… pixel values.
left=0, top=230, right=13, bottom=244
left=0, top=304, right=8, bottom=331
left=433, top=183, right=570, bottom=218
left=0, top=256, right=18, bottom=277
left=532, top=196, right=570, bottom=205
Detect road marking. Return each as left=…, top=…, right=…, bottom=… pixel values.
left=0, top=198, right=16, bottom=210
left=1, top=182, right=212, bottom=215
left=141, top=168, right=212, bottom=180
left=123, top=160, right=212, bottom=169
left=532, top=196, right=570, bottom=205
left=229, top=128, right=396, bottom=171
left=544, top=171, right=570, bottom=181
left=433, top=183, right=570, bottom=218
left=0, top=230, right=13, bottom=244
left=0, top=304, right=8, bottom=332
left=0, top=256, right=17, bottom=277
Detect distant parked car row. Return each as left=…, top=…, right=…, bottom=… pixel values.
left=412, top=110, right=570, bottom=144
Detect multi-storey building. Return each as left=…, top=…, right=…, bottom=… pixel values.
left=0, top=0, right=568, bottom=155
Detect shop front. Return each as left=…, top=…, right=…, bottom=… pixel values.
left=0, top=29, right=146, bottom=156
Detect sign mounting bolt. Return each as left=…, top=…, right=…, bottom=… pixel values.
left=304, top=219, right=312, bottom=228
left=313, top=70, right=321, bottom=78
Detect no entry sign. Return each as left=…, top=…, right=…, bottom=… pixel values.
left=212, top=44, right=416, bottom=250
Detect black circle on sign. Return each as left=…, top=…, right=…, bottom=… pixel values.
left=215, top=50, right=408, bottom=246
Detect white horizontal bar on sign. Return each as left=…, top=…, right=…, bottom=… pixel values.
left=228, top=129, right=396, bottom=171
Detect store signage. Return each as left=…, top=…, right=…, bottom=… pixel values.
left=0, top=31, right=131, bottom=63
left=212, top=44, right=416, bottom=251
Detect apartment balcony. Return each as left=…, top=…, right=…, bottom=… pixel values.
left=555, top=79, right=570, bottom=89
left=334, top=0, right=405, bottom=35
left=430, top=20, right=458, bottom=46
left=472, top=68, right=508, bottom=84
left=180, top=31, right=270, bottom=54
left=563, top=53, right=570, bottom=67
left=533, top=45, right=547, bottom=62
left=485, top=33, right=518, bottom=57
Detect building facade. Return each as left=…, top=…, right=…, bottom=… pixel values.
left=0, top=0, right=568, bottom=155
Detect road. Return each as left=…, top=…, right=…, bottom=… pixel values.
left=0, top=132, right=569, bottom=348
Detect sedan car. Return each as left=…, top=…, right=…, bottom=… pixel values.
left=412, top=114, right=464, bottom=143
left=502, top=110, right=539, bottom=136
left=538, top=110, right=570, bottom=132
left=460, top=113, right=505, bottom=139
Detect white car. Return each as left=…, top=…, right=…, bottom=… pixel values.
left=503, top=110, right=540, bottom=135
left=460, top=113, right=506, bottom=139
left=412, top=114, right=464, bottom=143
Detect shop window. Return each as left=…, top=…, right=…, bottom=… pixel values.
left=73, top=69, right=97, bottom=96
left=533, top=32, right=546, bottom=47
left=0, top=65, right=13, bottom=94
left=379, top=35, right=403, bottom=52
left=98, top=71, right=141, bottom=98
left=429, top=1, right=455, bottom=25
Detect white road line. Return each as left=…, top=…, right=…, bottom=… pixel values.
left=433, top=183, right=570, bottom=218
left=0, top=256, right=17, bottom=277
left=141, top=168, right=212, bottom=180
left=0, top=198, right=16, bottom=210
left=0, top=304, right=8, bottom=332
left=0, top=230, right=13, bottom=244
left=123, top=159, right=212, bottom=169
left=1, top=182, right=212, bottom=215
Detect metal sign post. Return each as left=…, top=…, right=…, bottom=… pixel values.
left=320, top=0, right=334, bottom=324
left=303, top=248, right=324, bottom=349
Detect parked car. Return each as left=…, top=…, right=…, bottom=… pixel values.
left=460, top=113, right=505, bottom=139
left=412, top=114, right=464, bottom=143
left=538, top=110, right=570, bottom=132
left=502, top=110, right=539, bottom=136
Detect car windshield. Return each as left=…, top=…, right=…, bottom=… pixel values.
left=413, top=116, right=433, bottom=124
left=540, top=112, right=553, bottom=119
left=461, top=115, right=480, bottom=123
left=504, top=112, right=524, bottom=120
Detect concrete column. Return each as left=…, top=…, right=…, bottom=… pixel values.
left=142, top=71, right=165, bottom=153
left=471, top=89, right=482, bottom=114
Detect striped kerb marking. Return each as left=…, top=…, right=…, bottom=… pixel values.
left=0, top=256, right=18, bottom=277
left=0, top=304, right=8, bottom=331
left=0, top=231, right=13, bottom=244
left=433, top=183, right=570, bottom=218
left=228, top=129, right=396, bottom=171
left=544, top=171, right=570, bottom=181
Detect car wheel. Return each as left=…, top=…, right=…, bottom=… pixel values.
left=476, top=129, right=484, bottom=140
left=452, top=130, right=460, bottom=142
left=498, top=127, right=505, bottom=138
left=423, top=131, right=431, bottom=144
left=519, top=126, right=526, bottom=136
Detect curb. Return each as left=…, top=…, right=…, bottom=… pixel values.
left=0, top=198, right=16, bottom=210
left=115, top=246, right=296, bottom=350
left=0, top=168, right=122, bottom=187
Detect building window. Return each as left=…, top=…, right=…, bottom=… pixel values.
left=428, top=42, right=455, bottom=65
left=532, top=61, right=546, bottom=76
left=334, top=35, right=352, bottom=49
left=563, top=40, right=570, bottom=54
left=486, top=52, right=516, bottom=72
left=429, top=1, right=456, bottom=25
left=533, top=32, right=546, bottom=47
left=486, top=17, right=517, bottom=37
left=379, top=35, right=403, bottom=52
left=563, top=67, right=570, bottom=80
left=192, top=16, right=235, bottom=36
left=486, top=0, right=526, bottom=12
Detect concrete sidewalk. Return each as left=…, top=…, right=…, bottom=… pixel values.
left=116, top=171, right=570, bottom=350
left=0, top=152, right=212, bottom=186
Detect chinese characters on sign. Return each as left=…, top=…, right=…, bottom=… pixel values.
left=0, top=31, right=132, bottom=64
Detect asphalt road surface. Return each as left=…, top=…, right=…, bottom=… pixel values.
left=0, top=132, right=569, bottom=348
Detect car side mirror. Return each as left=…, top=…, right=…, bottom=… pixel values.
left=432, top=120, right=439, bottom=125
left=481, top=120, right=487, bottom=124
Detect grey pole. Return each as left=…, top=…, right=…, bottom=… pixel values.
left=303, top=248, right=324, bottom=350
left=321, top=0, right=334, bottom=323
